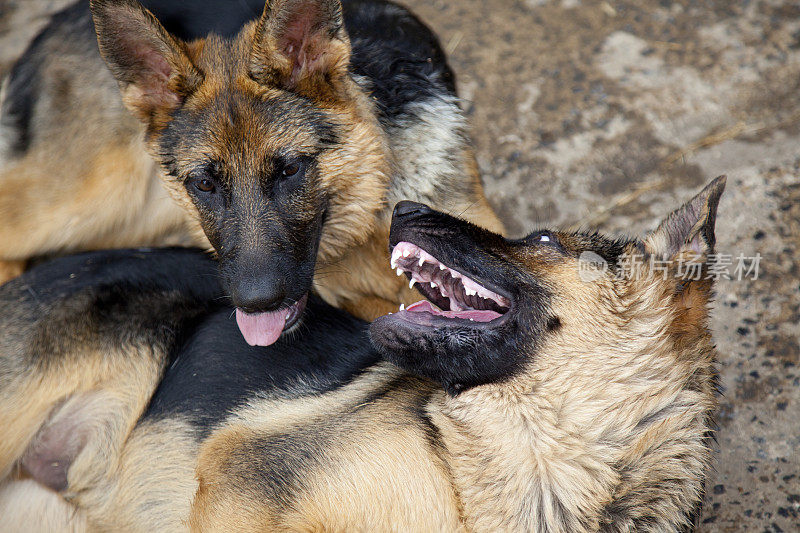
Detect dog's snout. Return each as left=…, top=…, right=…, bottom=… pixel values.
left=229, top=276, right=286, bottom=313
left=393, top=201, right=432, bottom=219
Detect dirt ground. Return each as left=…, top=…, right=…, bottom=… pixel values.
left=1, top=1, right=799, bottom=531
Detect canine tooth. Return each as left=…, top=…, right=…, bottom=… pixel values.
left=396, top=268, right=404, bottom=276
left=417, top=257, right=425, bottom=267
left=409, top=279, right=416, bottom=288
left=400, top=303, right=405, bottom=311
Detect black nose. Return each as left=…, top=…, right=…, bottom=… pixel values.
left=393, top=201, right=432, bottom=219
left=229, top=276, right=286, bottom=313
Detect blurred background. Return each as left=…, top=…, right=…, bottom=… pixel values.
left=1, top=1, right=798, bottom=530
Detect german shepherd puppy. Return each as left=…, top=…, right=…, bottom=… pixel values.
left=0, top=178, right=723, bottom=531
left=0, top=0, right=502, bottom=343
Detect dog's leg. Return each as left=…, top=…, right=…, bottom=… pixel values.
left=0, top=479, right=87, bottom=533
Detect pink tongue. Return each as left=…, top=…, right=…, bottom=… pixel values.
left=406, top=300, right=502, bottom=322
left=235, top=307, right=291, bottom=347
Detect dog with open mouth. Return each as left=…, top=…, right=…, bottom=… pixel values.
left=0, top=178, right=724, bottom=531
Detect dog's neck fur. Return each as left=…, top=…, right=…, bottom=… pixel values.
left=429, top=273, right=717, bottom=532
left=310, top=81, right=503, bottom=317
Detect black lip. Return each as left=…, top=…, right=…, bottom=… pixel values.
left=283, top=293, right=308, bottom=331
left=394, top=306, right=512, bottom=329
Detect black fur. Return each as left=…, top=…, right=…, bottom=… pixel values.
left=1, top=247, right=380, bottom=439
left=144, top=293, right=380, bottom=437
left=0, top=2, right=91, bottom=156
left=0, top=248, right=223, bottom=367
left=344, top=0, right=457, bottom=125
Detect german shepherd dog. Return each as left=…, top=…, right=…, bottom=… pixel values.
left=0, top=177, right=723, bottom=531
left=0, top=0, right=502, bottom=343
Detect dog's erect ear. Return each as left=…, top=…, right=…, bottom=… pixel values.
left=90, top=0, right=203, bottom=126
left=249, top=0, right=350, bottom=97
left=645, top=175, right=727, bottom=259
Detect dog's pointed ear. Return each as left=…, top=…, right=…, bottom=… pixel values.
left=645, top=175, right=727, bottom=259
left=90, top=0, right=203, bottom=126
left=248, top=0, right=350, bottom=97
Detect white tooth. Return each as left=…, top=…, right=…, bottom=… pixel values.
left=465, top=287, right=476, bottom=296
left=400, top=303, right=405, bottom=311
left=418, top=257, right=425, bottom=267
left=390, top=257, right=397, bottom=268
left=469, top=318, right=474, bottom=321
left=439, top=264, right=446, bottom=270
left=430, top=281, right=437, bottom=288
left=396, top=268, right=404, bottom=276
left=402, top=250, right=411, bottom=257
left=409, top=279, right=416, bottom=288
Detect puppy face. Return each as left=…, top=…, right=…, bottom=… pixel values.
left=91, top=0, right=388, bottom=345
left=370, top=177, right=726, bottom=395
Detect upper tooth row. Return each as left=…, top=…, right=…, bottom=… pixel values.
left=390, top=242, right=508, bottom=306
left=390, top=242, right=449, bottom=273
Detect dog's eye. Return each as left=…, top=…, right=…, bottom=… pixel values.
left=280, top=162, right=303, bottom=179
left=538, top=232, right=556, bottom=244
left=194, top=178, right=215, bottom=193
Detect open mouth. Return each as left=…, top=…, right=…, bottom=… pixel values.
left=390, top=241, right=511, bottom=325
left=235, top=294, right=308, bottom=347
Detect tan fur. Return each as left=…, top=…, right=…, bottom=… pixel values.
left=0, top=130, right=196, bottom=264
left=0, top=259, right=25, bottom=281
left=433, top=261, right=716, bottom=532
left=0, top=479, right=87, bottom=532
left=73, top=418, right=200, bottom=531
left=0, top=1, right=502, bottom=529
left=193, top=291, right=716, bottom=532
left=0, top=330, right=204, bottom=531
left=191, top=365, right=464, bottom=532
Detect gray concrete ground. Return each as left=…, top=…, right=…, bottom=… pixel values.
left=1, top=0, right=799, bottom=531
